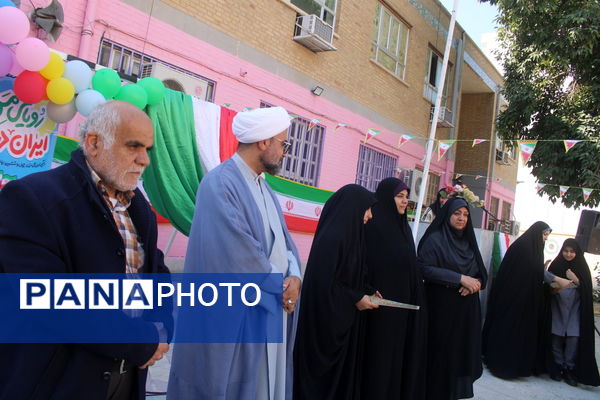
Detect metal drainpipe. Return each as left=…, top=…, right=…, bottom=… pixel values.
left=485, top=87, right=501, bottom=228
left=78, top=0, right=97, bottom=59
left=446, top=32, right=465, bottom=184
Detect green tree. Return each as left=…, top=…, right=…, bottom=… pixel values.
left=480, top=0, right=600, bottom=208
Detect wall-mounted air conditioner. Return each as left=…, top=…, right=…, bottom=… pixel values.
left=293, top=15, right=336, bottom=52
left=429, top=105, right=454, bottom=128
left=140, top=62, right=210, bottom=99
left=399, top=170, right=424, bottom=203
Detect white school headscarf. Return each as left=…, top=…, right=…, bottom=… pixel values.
left=232, top=106, right=291, bottom=143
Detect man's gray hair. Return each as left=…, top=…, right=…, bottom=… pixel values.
left=79, top=102, right=121, bottom=153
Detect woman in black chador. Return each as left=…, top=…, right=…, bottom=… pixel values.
left=545, top=238, right=600, bottom=387
left=293, top=184, right=379, bottom=400
left=482, top=221, right=553, bottom=379
left=417, top=197, right=487, bottom=400
left=362, top=178, right=427, bottom=399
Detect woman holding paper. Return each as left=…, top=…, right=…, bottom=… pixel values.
left=417, top=197, right=487, bottom=400
left=293, top=184, right=378, bottom=400
left=362, top=177, right=427, bottom=399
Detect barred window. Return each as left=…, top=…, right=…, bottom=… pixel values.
left=97, top=39, right=215, bottom=101
left=260, top=103, right=325, bottom=186
left=355, top=145, right=398, bottom=191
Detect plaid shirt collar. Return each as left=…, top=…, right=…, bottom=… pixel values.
left=87, top=163, right=135, bottom=210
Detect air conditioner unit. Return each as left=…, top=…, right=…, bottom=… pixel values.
left=400, top=170, right=424, bottom=203
left=429, top=105, right=454, bottom=128
left=140, top=62, right=209, bottom=99
left=509, top=220, right=520, bottom=236
left=293, top=15, right=336, bottom=52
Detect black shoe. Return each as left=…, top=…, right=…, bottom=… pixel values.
left=562, top=368, right=578, bottom=387
left=550, top=369, right=562, bottom=381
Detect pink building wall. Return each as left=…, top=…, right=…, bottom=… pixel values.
left=22, top=0, right=457, bottom=261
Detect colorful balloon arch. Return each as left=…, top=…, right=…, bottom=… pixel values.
left=0, top=4, right=165, bottom=123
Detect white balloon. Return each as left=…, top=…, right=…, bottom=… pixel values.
left=75, top=89, right=106, bottom=116
left=63, top=60, right=93, bottom=93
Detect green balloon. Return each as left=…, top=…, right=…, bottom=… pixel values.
left=115, top=84, right=148, bottom=110
left=137, top=77, right=165, bottom=106
left=92, top=69, right=121, bottom=99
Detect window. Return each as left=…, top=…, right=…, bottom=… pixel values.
left=414, top=167, right=441, bottom=206
left=424, top=172, right=440, bottom=207
left=487, top=196, right=500, bottom=230
left=495, top=137, right=516, bottom=163
left=97, top=39, right=215, bottom=101
left=355, top=145, right=398, bottom=192
left=261, top=103, right=325, bottom=186
left=424, top=49, right=452, bottom=104
left=371, top=3, right=409, bottom=80
left=291, top=0, right=337, bottom=26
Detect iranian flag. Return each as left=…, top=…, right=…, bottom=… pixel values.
left=492, top=231, right=511, bottom=278
left=265, top=174, right=333, bottom=233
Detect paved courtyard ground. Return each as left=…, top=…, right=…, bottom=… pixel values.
left=145, top=317, right=600, bottom=399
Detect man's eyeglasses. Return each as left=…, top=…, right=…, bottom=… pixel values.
left=273, top=138, right=292, bottom=153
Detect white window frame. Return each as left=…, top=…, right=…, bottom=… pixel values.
left=355, top=145, right=398, bottom=192
left=371, top=3, right=410, bottom=80
left=424, top=48, right=451, bottom=105
left=291, top=0, right=338, bottom=26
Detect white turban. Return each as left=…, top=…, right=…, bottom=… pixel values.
left=232, top=106, right=291, bottom=143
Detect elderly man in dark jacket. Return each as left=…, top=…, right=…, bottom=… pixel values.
left=0, top=101, right=171, bottom=400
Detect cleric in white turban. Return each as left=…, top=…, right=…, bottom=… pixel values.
left=168, top=103, right=302, bottom=400
left=233, top=106, right=291, bottom=143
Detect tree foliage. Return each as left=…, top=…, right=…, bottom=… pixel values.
left=480, top=0, right=600, bottom=208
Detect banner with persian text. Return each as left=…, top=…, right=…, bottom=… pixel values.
left=0, top=77, right=58, bottom=190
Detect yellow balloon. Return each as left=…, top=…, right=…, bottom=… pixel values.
left=47, top=77, right=75, bottom=105
left=40, top=52, right=65, bottom=80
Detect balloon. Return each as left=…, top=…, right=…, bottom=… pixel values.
left=63, top=60, right=93, bottom=93
left=46, top=77, right=75, bottom=105
left=47, top=100, right=77, bottom=123
left=137, top=77, right=165, bottom=105
left=40, top=52, right=65, bottom=80
left=115, top=84, right=148, bottom=110
left=0, top=43, right=13, bottom=77
left=0, top=6, right=29, bottom=44
left=75, top=89, right=106, bottom=116
left=8, top=58, right=24, bottom=77
left=13, top=71, right=48, bottom=104
left=15, top=38, right=50, bottom=72
left=92, top=68, right=121, bottom=99
left=0, top=1, right=17, bottom=7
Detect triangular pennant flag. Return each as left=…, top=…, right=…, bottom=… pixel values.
left=222, top=103, right=231, bottom=108
left=397, top=134, right=413, bottom=148
left=518, top=140, right=537, bottom=165
left=365, top=128, right=381, bottom=143
left=455, top=173, right=463, bottom=180
left=559, top=186, right=569, bottom=197
left=563, top=140, right=582, bottom=153
left=582, top=188, right=593, bottom=202
left=242, top=107, right=252, bottom=112
left=335, top=122, right=348, bottom=130
left=535, top=183, right=546, bottom=192
left=472, top=139, right=487, bottom=147
left=308, top=118, right=321, bottom=131
left=475, top=175, right=483, bottom=180
left=437, top=140, right=455, bottom=161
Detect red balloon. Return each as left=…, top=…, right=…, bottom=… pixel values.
left=13, top=71, right=48, bottom=104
